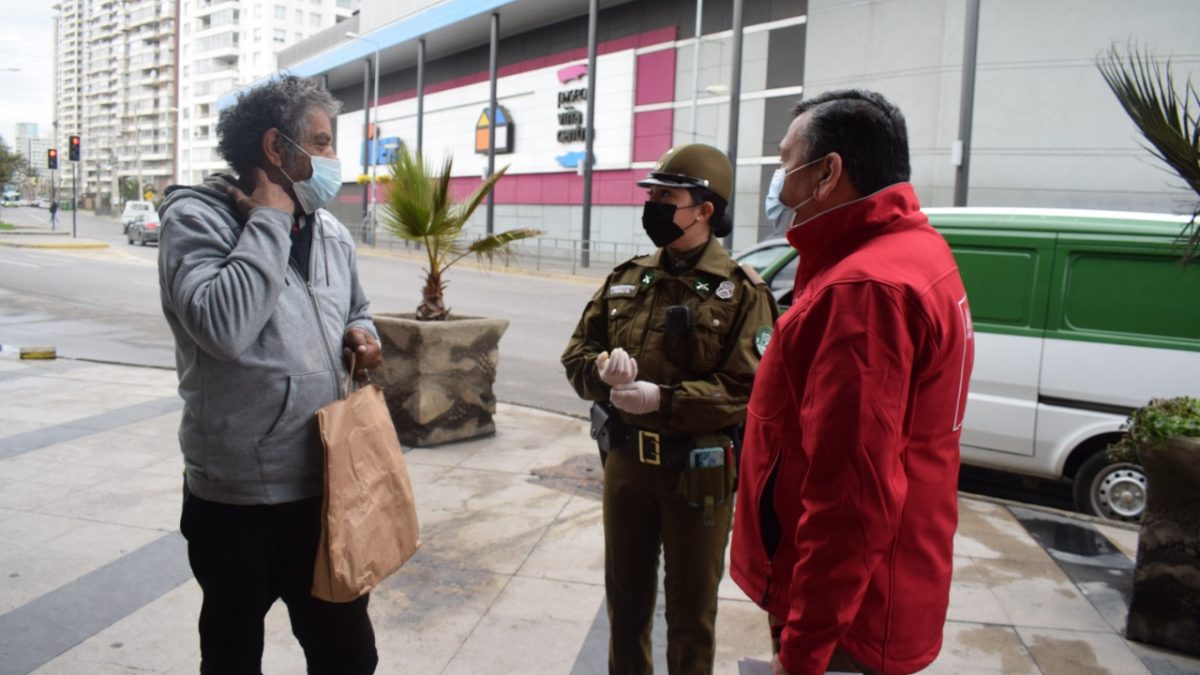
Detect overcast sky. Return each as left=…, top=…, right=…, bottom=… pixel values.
left=0, top=2, right=56, bottom=148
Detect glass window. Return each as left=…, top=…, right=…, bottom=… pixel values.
left=294, top=9, right=302, bottom=22
left=310, top=12, right=320, bottom=27
left=274, top=5, right=285, bottom=19
left=273, top=29, right=286, bottom=43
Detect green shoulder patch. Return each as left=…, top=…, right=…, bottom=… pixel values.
left=754, top=326, right=772, bottom=357
left=639, top=269, right=657, bottom=288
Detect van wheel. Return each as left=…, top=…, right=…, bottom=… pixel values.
left=1073, top=451, right=1146, bottom=523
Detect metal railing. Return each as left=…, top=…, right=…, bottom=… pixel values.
left=345, top=220, right=650, bottom=278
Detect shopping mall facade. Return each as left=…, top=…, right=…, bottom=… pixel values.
left=225, top=0, right=1198, bottom=261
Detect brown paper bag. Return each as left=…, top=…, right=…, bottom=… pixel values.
left=312, top=379, right=420, bottom=602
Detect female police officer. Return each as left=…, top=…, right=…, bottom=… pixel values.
left=562, top=144, right=777, bottom=674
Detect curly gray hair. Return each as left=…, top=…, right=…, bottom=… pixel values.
left=216, top=74, right=342, bottom=175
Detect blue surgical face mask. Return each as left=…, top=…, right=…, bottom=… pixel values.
left=763, top=156, right=824, bottom=231
left=279, top=133, right=342, bottom=214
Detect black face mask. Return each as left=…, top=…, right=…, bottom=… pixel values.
left=642, top=201, right=686, bottom=248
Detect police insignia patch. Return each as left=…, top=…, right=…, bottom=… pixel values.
left=715, top=280, right=735, bottom=300
left=754, top=326, right=772, bottom=357
left=641, top=270, right=656, bottom=288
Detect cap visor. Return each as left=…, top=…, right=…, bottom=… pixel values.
left=636, top=175, right=694, bottom=189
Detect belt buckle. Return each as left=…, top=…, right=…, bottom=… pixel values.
left=638, top=430, right=661, bottom=466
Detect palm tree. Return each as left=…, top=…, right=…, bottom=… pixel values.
left=1097, top=44, right=1200, bottom=263
left=382, top=145, right=542, bottom=320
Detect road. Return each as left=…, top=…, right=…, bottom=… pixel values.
left=0, top=205, right=598, bottom=417
left=0, top=205, right=1076, bottom=512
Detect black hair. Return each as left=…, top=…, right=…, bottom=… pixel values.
left=688, top=186, right=731, bottom=237
left=792, top=89, right=910, bottom=195
left=216, top=74, right=342, bottom=176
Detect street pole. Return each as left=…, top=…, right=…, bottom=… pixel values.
left=724, top=0, right=744, bottom=250
left=486, top=12, right=499, bottom=235
left=360, top=58, right=370, bottom=225
left=953, top=0, right=981, bottom=206
left=369, top=44, right=379, bottom=245
left=72, top=161, right=77, bottom=238
left=579, top=0, right=598, bottom=269
left=417, top=38, right=425, bottom=158
left=690, top=0, right=703, bottom=141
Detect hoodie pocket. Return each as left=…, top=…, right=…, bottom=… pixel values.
left=261, top=370, right=331, bottom=444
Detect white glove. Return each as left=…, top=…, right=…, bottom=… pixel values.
left=610, top=381, right=661, bottom=415
left=596, top=347, right=638, bottom=387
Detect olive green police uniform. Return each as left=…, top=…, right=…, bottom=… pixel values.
left=562, top=238, right=777, bottom=674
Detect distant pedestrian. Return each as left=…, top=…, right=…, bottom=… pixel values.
left=730, top=90, right=976, bottom=675
left=157, top=74, right=382, bottom=674
left=49, top=200, right=58, bottom=228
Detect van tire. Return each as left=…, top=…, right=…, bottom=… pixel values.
left=1073, top=451, right=1146, bottom=523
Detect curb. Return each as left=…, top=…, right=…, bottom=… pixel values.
left=0, top=240, right=109, bottom=249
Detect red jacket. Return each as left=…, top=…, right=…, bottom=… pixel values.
left=730, top=184, right=974, bottom=675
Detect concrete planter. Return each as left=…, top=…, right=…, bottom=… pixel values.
left=1125, top=436, right=1200, bottom=656
left=374, top=313, right=509, bottom=447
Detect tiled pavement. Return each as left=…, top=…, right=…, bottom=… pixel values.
left=1, top=353, right=1198, bottom=674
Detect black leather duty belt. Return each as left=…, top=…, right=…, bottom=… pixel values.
left=612, top=428, right=692, bottom=469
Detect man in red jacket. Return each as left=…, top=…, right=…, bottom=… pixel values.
left=730, top=89, right=975, bottom=675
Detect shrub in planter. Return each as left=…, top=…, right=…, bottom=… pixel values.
left=376, top=147, right=542, bottom=446
left=1111, top=397, right=1200, bottom=656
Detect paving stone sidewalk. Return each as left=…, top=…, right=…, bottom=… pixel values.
left=0, top=354, right=1197, bottom=674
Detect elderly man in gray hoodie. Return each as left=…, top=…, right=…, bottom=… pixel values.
left=158, top=74, right=383, bottom=674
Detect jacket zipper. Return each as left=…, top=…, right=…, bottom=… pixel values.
left=757, top=446, right=783, bottom=606
left=290, top=228, right=342, bottom=398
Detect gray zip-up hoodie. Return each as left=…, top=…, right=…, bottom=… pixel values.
left=158, top=174, right=378, bottom=505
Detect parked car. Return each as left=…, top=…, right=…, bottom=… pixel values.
left=121, top=201, right=156, bottom=233
left=733, top=207, right=1200, bottom=522
left=126, top=213, right=160, bottom=246
left=35, top=198, right=51, bottom=208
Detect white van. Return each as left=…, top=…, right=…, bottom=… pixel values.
left=740, top=208, right=1200, bottom=521
left=121, top=201, right=156, bottom=233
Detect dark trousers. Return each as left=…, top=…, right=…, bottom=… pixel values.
left=603, top=450, right=733, bottom=675
left=180, top=483, right=378, bottom=675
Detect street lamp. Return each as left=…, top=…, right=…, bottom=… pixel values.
left=346, top=31, right=381, bottom=244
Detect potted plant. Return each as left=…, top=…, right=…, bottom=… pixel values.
left=375, top=145, right=541, bottom=446
left=1097, top=46, right=1200, bottom=656
left=1107, top=397, right=1200, bottom=656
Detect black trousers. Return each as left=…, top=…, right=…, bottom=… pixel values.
left=180, top=483, right=378, bottom=675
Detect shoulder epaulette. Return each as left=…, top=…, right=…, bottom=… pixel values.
left=614, top=253, right=653, bottom=271
left=738, top=263, right=767, bottom=286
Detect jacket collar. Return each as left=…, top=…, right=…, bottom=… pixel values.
left=635, top=237, right=732, bottom=278
left=786, top=182, right=923, bottom=286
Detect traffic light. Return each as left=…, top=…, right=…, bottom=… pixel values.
left=68, top=135, right=80, bottom=161
left=47, top=148, right=58, bottom=170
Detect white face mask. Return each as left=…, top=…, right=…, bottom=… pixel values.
left=278, top=133, right=342, bottom=215
left=763, top=156, right=824, bottom=231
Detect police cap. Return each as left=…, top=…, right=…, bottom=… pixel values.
left=637, top=144, right=732, bottom=203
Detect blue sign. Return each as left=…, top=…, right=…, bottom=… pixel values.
left=361, top=137, right=404, bottom=166
left=556, top=151, right=589, bottom=169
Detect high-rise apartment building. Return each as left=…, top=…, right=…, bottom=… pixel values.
left=176, top=0, right=357, bottom=185
left=53, top=0, right=176, bottom=209
left=14, top=124, right=54, bottom=200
